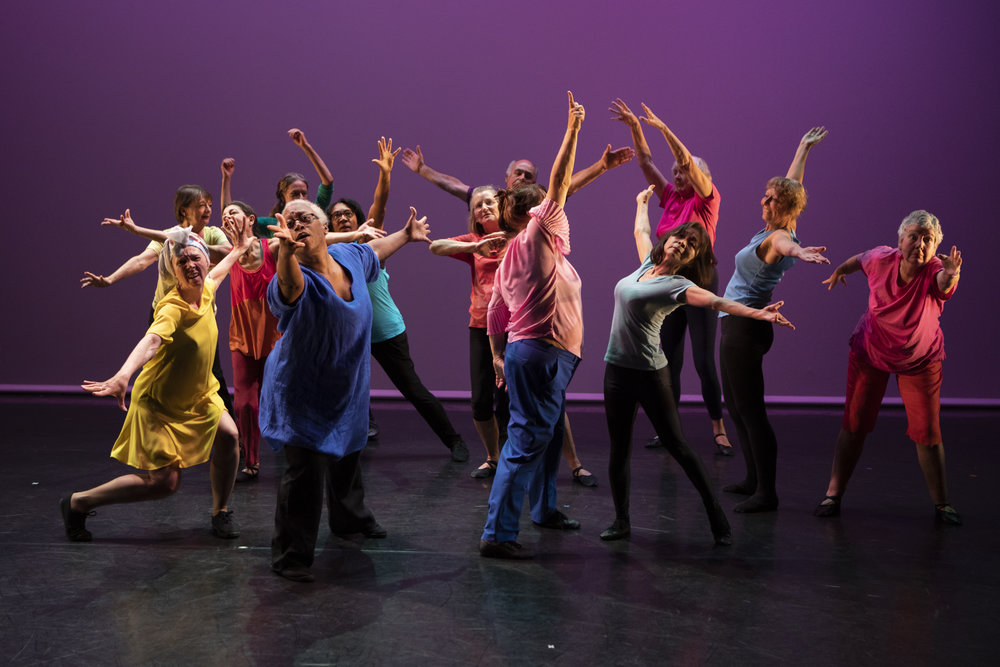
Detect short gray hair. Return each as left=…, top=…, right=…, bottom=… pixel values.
left=898, top=210, right=942, bottom=243
left=282, top=199, right=329, bottom=231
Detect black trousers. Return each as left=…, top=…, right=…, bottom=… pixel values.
left=271, top=446, right=376, bottom=570
left=469, top=327, right=510, bottom=433
left=371, top=331, right=461, bottom=447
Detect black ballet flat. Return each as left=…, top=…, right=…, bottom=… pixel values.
left=814, top=495, right=841, bottom=518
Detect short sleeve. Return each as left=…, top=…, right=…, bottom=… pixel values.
left=202, top=226, right=228, bottom=245
left=146, top=301, right=181, bottom=344
left=316, top=183, right=334, bottom=212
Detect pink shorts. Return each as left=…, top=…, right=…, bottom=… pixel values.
left=842, top=349, right=942, bottom=445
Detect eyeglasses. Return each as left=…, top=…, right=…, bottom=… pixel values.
left=330, top=210, right=355, bottom=220
left=763, top=194, right=776, bottom=205
left=286, top=213, right=318, bottom=224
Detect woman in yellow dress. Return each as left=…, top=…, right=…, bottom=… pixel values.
left=61, top=219, right=254, bottom=542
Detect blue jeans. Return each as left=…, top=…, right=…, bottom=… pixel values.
left=481, top=339, right=579, bottom=542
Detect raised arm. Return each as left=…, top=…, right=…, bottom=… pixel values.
left=288, top=128, right=333, bottom=186
left=936, top=245, right=962, bottom=293
left=367, top=136, right=400, bottom=230
left=368, top=207, right=431, bottom=262
left=220, top=158, right=234, bottom=208
left=610, top=98, right=669, bottom=197
left=81, top=332, right=162, bottom=411
left=547, top=91, right=585, bottom=207
left=682, top=287, right=795, bottom=329
left=400, top=144, right=472, bottom=201
left=429, top=232, right=508, bottom=257
left=822, top=254, right=862, bottom=290
left=208, top=215, right=255, bottom=284
left=785, top=126, right=828, bottom=183
left=633, top=185, right=656, bottom=261
left=80, top=246, right=159, bottom=289
left=639, top=103, right=712, bottom=198
left=269, top=213, right=306, bottom=304
left=566, top=144, right=635, bottom=196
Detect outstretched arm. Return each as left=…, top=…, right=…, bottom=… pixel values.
left=400, top=145, right=472, bottom=201
left=633, top=185, right=656, bottom=261
left=368, top=206, right=432, bottom=262
left=682, top=287, right=795, bottom=329
left=368, top=136, right=400, bottom=230
left=80, top=246, right=159, bottom=289
left=288, top=128, right=333, bottom=186
left=81, top=332, right=163, bottom=411
left=548, top=91, right=585, bottom=207
left=220, top=158, right=234, bottom=208
left=640, top=103, right=712, bottom=198
left=785, top=126, right=828, bottom=183
left=429, top=232, right=508, bottom=257
left=566, top=145, right=635, bottom=197
left=822, top=254, right=862, bottom=290
left=610, top=98, right=669, bottom=197
left=99, top=209, right=169, bottom=243
left=769, top=230, right=830, bottom=264
left=936, top=245, right=962, bottom=293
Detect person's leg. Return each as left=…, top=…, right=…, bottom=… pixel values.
left=470, top=328, right=501, bottom=472
left=561, top=414, right=595, bottom=485
left=603, top=364, right=640, bottom=528
left=272, top=445, right=324, bottom=572
left=209, top=411, right=240, bottom=515
left=639, top=366, right=730, bottom=543
left=719, top=316, right=755, bottom=495
left=326, top=449, right=380, bottom=536
left=211, top=344, right=235, bottom=415
left=62, top=466, right=182, bottom=541
left=686, top=268, right=731, bottom=452
left=660, top=307, right=689, bottom=409
left=372, top=332, right=466, bottom=456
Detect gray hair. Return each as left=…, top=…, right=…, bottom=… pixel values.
left=505, top=159, right=537, bottom=179
left=898, top=210, right=942, bottom=243
left=282, top=199, right=329, bottom=231
left=467, top=185, right=498, bottom=234
left=674, top=156, right=712, bottom=179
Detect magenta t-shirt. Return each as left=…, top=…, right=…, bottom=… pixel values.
left=656, top=182, right=721, bottom=246
left=849, top=246, right=956, bottom=373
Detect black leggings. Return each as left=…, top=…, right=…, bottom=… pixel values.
left=469, top=327, right=510, bottom=432
left=604, top=363, right=722, bottom=521
left=719, top=316, right=776, bottom=499
left=658, top=267, right=723, bottom=419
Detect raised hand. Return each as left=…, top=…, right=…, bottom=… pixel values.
left=401, top=146, right=425, bottom=173
left=81, top=374, right=129, bottom=411
left=609, top=98, right=640, bottom=128
left=404, top=206, right=431, bottom=244
left=288, top=128, right=307, bottom=148
left=268, top=212, right=305, bottom=250
left=761, top=301, right=795, bottom=330
left=223, top=212, right=253, bottom=253
left=636, top=184, right=656, bottom=205
left=638, top=103, right=666, bottom=132
left=799, top=246, right=830, bottom=264
left=221, top=157, right=235, bottom=177
left=567, top=91, right=585, bottom=129
left=602, top=145, right=635, bottom=170
left=372, top=136, right=401, bottom=173
left=800, top=126, right=828, bottom=148
left=100, top=209, right=138, bottom=234
left=939, top=245, right=962, bottom=276
left=357, top=220, right=388, bottom=242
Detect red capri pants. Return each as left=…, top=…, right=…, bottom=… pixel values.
left=842, top=349, right=942, bottom=446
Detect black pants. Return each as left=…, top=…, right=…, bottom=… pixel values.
left=271, top=446, right=376, bottom=570
left=469, top=327, right=510, bottom=434
left=604, top=363, right=722, bottom=520
left=658, top=267, right=723, bottom=419
left=371, top=331, right=462, bottom=447
left=719, top=316, right=777, bottom=498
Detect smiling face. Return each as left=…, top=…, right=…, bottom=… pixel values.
left=761, top=187, right=780, bottom=225
left=181, top=196, right=212, bottom=230
left=505, top=160, right=537, bottom=189
left=471, top=190, right=500, bottom=233
left=330, top=202, right=359, bottom=233
left=898, top=224, right=941, bottom=267
left=171, top=246, right=209, bottom=290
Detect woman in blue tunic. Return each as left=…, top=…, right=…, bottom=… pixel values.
left=261, top=199, right=431, bottom=583
left=601, top=186, right=793, bottom=543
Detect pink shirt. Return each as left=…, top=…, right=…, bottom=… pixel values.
left=446, top=232, right=503, bottom=329
left=849, top=246, right=955, bottom=373
left=656, top=182, right=721, bottom=246
left=487, top=199, right=583, bottom=357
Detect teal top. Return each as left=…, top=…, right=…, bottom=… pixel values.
left=253, top=183, right=334, bottom=238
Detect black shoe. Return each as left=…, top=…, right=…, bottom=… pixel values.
left=644, top=435, right=663, bottom=449
left=471, top=460, right=498, bottom=479
left=59, top=496, right=93, bottom=542
left=714, top=433, right=735, bottom=456
left=935, top=504, right=962, bottom=525
left=479, top=539, right=534, bottom=559
left=235, top=465, right=259, bottom=483
left=709, top=503, right=733, bottom=545
left=449, top=439, right=470, bottom=463
left=211, top=510, right=241, bottom=539
left=600, top=518, right=631, bottom=541
left=363, top=522, right=388, bottom=538
left=814, top=495, right=841, bottom=518
left=368, top=416, right=380, bottom=440
left=572, top=466, right=598, bottom=488
left=272, top=564, right=315, bottom=583
left=533, top=510, right=580, bottom=530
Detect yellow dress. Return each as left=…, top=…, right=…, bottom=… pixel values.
left=110, top=279, right=225, bottom=470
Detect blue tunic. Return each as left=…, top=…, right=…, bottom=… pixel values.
left=721, top=228, right=798, bottom=314
left=260, top=243, right=380, bottom=456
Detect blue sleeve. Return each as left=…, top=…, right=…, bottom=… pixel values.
left=267, top=270, right=300, bottom=318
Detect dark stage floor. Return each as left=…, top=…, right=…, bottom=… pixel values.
left=1, top=396, right=997, bottom=665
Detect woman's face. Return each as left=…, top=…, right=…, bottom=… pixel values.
left=898, top=224, right=940, bottom=267
left=172, top=246, right=209, bottom=289
left=282, top=179, right=309, bottom=204
left=472, top=191, right=500, bottom=233
left=182, top=196, right=212, bottom=229
left=661, top=231, right=699, bottom=266
left=330, top=203, right=358, bottom=232
left=222, top=204, right=252, bottom=227
left=671, top=163, right=692, bottom=194
left=761, top=187, right=781, bottom=225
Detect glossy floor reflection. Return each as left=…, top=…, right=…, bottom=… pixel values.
left=2, top=396, right=997, bottom=665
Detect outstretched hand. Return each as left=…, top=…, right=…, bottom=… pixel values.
left=357, top=220, right=388, bottom=242
left=221, top=157, right=235, bottom=177
left=405, top=206, right=431, bottom=244
left=81, top=375, right=129, bottom=411
left=638, top=103, right=666, bottom=132
left=799, top=246, right=830, bottom=264
left=800, top=126, right=828, bottom=148
left=567, top=91, right=585, bottom=129
left=100, top=209, right=137, bottom=234
left=401, top=145, right=425, bottom=173
left=636, top=184, right=656, bottom=205
left=372, top=136, right=401, bottom=173
left=474, top=231, right=508, bottom=257
left=268, top=212, right=305, bottom=250
left=822, top=267, right=848, bottom=290
left=761, top=301, right=795, bottom=330
left=609, top=98, right=640, bottom=128
left=288, top=128, right=307, bottom=147
left=80, top=271, right=112, bottom=289
left=222, top=212, right=254, bottom=253
left=939, top=245, right=962, bottom=276
left=602, top=144, right=635, bottom=170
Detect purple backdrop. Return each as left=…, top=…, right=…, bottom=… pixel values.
left=2, top=0, right=997, bottom=402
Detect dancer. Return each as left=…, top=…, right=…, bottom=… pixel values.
left=611, top=99, right=730, bottom=454
left=720, top=127, right=829, bottom=513
left=262, top=201, right=431, bottom=583
left=81, top=185, right=235, bottom=414
left=329, top=138, right=470, bottom=462
left=402, top=140, right=633, bottom=485
left=61, top=218, right=254, bottom=542
left=814, top=211, right=962, bottom=524
left=601, top=186, right=794, bottom=543
left=479, top=92, right=586, bottom=559
left=428, top=186, right=510, bottom=477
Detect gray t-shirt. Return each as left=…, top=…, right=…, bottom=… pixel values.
left=604, top=255, right=694, bottom=371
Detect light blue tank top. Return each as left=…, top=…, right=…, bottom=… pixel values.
left=720, top=228, right=798, bottom=315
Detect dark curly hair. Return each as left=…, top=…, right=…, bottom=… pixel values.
left=325, top=197, right=366, bottom=230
